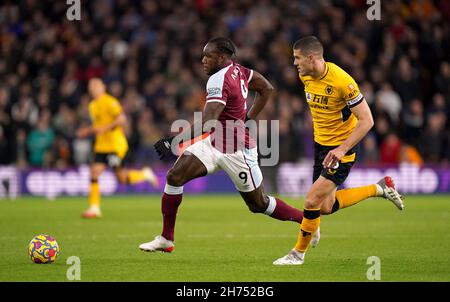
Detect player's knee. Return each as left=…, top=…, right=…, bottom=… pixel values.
left=166, top=169, right=184, bottom=187
left=320, top=206, right=333, bottom=215
left=116, top=174, right=128, bottom=184
left=304, top=192, right=323, bottom=209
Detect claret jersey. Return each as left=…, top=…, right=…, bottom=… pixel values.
left=205, top=62, right=256, bottom=153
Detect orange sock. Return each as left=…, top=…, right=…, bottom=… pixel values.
left=127, top=170, right=147, bottom=184
left=334, top=184, right=377, bottom=211
left=294, top=208, right=321, bottom=252
left=89, top=180, right=100, bottom=208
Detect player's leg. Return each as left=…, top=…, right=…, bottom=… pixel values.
left=140, top=138, right=217, bottom=252
left=82, top=162, right=106, bottom=218
left=139, top=153, right=207, bottom=252
left=111, top=151, right=160, bottom=188
left=162, top=153, right=208, bottom=239
left=115, top=166, right=159, bottom=188
left=320, top=176, right=404, bottom=214
left=239, top=186, right=304, bottom=223
left=221, top=147, right=304, bottom=222
left=273, top=176, right=336, bottom=265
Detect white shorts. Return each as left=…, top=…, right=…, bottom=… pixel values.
left=183, top=136, right=263, bottom=192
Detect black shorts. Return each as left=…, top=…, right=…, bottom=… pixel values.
left=313, top=142, right=358, bottom=186
left=93, top=152, right=129, bottom=169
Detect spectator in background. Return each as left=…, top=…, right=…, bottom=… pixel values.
left=375, top=82, right=402, bottom=124
left=360, top=133, right=379, bottom=165
left=11, top=85, right=38, bottom=131
left=393, top=56, right=421, bottom=104
left=0, top=86, right=14, bottom=164
left=26, top=110, right=55, bottom=167
left=434, top=62, right=450, bottom=100
left=401, top=99, right=424, bottom=147
left=400, top=144, right=424, bottom=166
left=419, top=112, right=447, bottom=163
left=0, top=126, right=10, bottom=165
left=15, top=129, right=28, bottom=169
left=0, top=0, right=448, bottom=168
left=373, top=112, right=392, bottom=146
left=380, top=132, right=402, bottom=165
left=427, top=93, right=449, bottom=117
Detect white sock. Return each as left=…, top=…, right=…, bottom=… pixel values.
left=164, top=184, right=183, bottom=195
left=264, top=196, right=277, bottom=215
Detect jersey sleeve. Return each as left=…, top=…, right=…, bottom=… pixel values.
left=240, top=66, right=254, bottom=83
left=206, top=73, right=229, bottom=105
left=109, top=98, right=123, bottom=117
left=88, top=102, right=95, bottom=122
left=341, top=76, right=364, bottom=108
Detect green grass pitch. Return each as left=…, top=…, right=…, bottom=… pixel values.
left=0, top=194, right=448, bottom=281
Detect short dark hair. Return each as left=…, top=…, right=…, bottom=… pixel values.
left=293, top=36, right=323, bottom=56
left=208, top=37, right=236, bottom=57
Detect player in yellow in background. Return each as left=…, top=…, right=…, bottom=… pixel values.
left=77, top=78, right=159, bottom=218
left=273, top=36, right=404, bottom=265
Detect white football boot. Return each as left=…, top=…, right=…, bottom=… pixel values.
left=139, top=235, right=174, bottom=252
left=377, top=176, right=404, bottom=210
left=311, top=227, right=320, bottom=248
left=273, top=249, right=305, bottom=265
left=143, top=167, right=160, bottom=188
left=81, top=206, right=102, bottom=219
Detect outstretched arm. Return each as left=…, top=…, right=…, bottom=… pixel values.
left=154, top=101, right=224, bottom=159
left=246, top=71, right=275, bottom=120
left=76, top=113, right=127, bottom=138
left=185, top=101, right=225, bottom=141
left=322, top=99, right=374, bottom=168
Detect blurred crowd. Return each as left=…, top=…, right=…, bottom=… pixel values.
left=0, top=0, right=449, bottom=169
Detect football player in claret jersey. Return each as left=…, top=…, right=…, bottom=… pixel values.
left=273, top=36, right=405, bottom=265
left=139, top=37, right=319, bottom=252
left=76, top=78, right=159, bottom=218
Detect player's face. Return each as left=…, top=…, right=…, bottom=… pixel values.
left=202, top=43, right=223, bottom=75
left=293, top=49, right=313, bottom=76
left=88, top=79, right=105, bottom=97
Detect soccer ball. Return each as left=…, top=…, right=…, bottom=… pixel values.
left=28, top=234, right=60, bottom=264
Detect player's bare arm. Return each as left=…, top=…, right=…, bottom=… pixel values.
left=186, top=101, right=225, bottom=140
left=322, top=99, right=374, bottom=168
left=246, top=71, right=275, bottom=120
left=76, top=113, right=127, bottom=138
left=154, top=102, right=225, bottom=160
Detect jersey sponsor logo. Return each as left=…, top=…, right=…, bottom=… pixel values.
left=305, top=92, right=312, bottom=102
left=348, top=84, right=355, bottom=90
left=348, top=90, right=358, bottom=99
left=207, top=87, right=222, bottom=98
left=327, top=168, right=337, bottom=175
left=346, top=93, right=363, bottom=106
left=307, top=93, right=329, bottom=109
left=325, top=85, right=333, bottom=95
